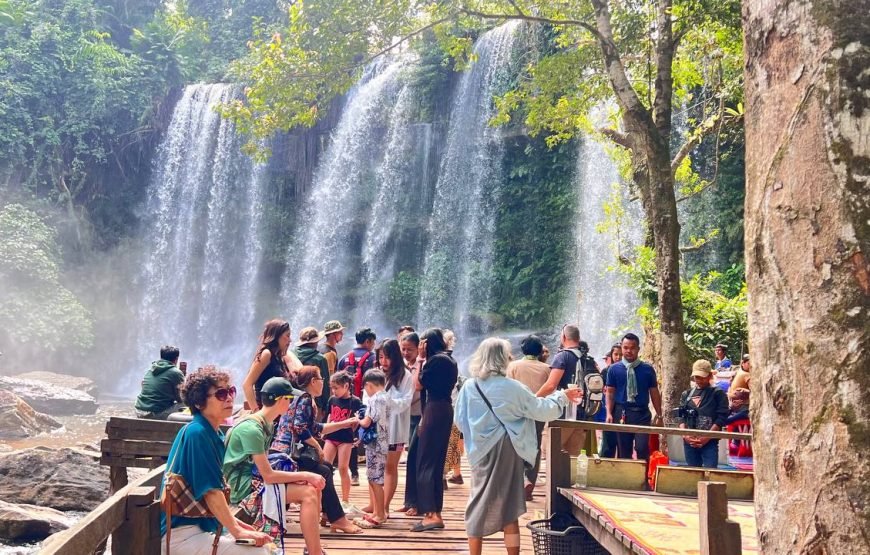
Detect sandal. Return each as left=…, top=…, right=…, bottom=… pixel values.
left=410, top=520, right=445, bottom=532
left=354, top=514, right=384, bottom=528
left=405, top=507, right=418, bottom=516
left=330, top=523, right=363, bottom=534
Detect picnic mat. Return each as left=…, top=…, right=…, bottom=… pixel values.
left=570, top=489, right=759, bottom=554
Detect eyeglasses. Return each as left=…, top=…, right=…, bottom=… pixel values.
left=208, top=386, right=237, bottom=401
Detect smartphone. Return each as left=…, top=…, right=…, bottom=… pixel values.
left=235, top=538, right=257, bottom=546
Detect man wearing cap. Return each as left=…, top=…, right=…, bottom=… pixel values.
left=295, top=327, right=331, bottom=422
left=678, top=360, right=730, bottom=468
left=223, top=378, right=326, bottom=553
left=319, top=320, right=345, bottom=376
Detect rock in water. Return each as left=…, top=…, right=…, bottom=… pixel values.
left=0, top=500, right=69, bottom=541
left=15, top=371, right=99, bottom=399
left=0, top=376, right=98, bottom=416
left=0, top=390, right=63, bottom=439
left=0, top=447, right=109, bottom=511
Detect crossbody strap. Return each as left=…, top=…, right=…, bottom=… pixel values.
left=473, top=380, right=509, bottom=435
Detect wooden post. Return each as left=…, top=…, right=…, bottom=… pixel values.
left=112, top=486, right=160, bottom=555
left=546, top=426, right=572, bottom=515
left=110, top=466, right=129, bottom=493
left=698, top=481, right=741, bottom=555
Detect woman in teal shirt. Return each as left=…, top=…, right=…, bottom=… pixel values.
left=455, top=338, right=582, bottom=555
left=160, top=366, right=272, bottom=554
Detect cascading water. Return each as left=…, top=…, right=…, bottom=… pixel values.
left=565, top=131, right=643, bottom=354
left=416, top=21, right=521, bottom=337
left=134, top=84, right=266, bottom=388
left=281, top=59, right=412, bottom=333
left=353, top=84, right=433, bottom=330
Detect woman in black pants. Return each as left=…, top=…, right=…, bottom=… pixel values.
left=271, top=366, right=362, bottom=534
left=410, top=328, right=458, bottom=532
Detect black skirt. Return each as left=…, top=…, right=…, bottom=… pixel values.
left=415, top=399, right=453, bottom=514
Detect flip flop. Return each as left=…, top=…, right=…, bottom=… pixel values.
left=410, top=521, right=445, bottom=532
left=404, top=507, right=419, bottom=516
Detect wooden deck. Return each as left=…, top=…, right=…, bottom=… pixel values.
left=281, top=453, right=549, bottom=554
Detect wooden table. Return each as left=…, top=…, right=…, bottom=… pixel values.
left=558, top=486, right=759, bottom=555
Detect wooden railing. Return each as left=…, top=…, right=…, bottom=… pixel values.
left=39, top=465, right=164, bottom=555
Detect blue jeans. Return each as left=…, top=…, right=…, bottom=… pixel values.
left=684, top=439, right=719, bottom=468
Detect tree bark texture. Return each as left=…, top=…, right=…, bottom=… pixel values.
left=744, top=0, right=870, bottom=552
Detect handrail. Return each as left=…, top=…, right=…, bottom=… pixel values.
left=39, top=465, right=165, bottom=555
left=550, top=419, right=752, bottom=441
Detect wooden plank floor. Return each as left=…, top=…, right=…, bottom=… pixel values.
left=281, top=453, right=549, bottom=554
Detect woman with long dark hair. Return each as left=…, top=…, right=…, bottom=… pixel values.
left=243, top=319, right=291, bottom=409
left=410, top=328, right=457, bottom=532
left=378, top=339, right=414, bottom=514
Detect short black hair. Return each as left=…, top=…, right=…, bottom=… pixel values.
left=579, top=340, right=590, bottom=351
left=363, top=369, right=386, bottom=387
left=356, top=327, right=377, bottom=344
left=520, top=335, right=544, bottom=357
left=397, top=325, right=415, bottom=335
left=400, top=332, right=420, bottom=346
left=160, top=345, right=180, bottom=362
left=621, top=333, right=640, bottom=345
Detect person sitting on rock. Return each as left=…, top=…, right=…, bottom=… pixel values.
left=134, top=345, right=185, bottom=420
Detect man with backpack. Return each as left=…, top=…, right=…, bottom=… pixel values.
left=294, top=327, right=331, bottom=422
left=337, top=327, right=377, bottom=486
left=536, top=325, right=602, bottom=456
left=337, top=327, right=378, bottom=397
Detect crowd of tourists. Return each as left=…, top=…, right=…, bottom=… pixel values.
left=135, top=320, right=751, bottom=554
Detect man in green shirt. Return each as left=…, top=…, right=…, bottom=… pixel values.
left=223, top=377, right=326, bottom=554
left=134, top=346, right=185, bottom=419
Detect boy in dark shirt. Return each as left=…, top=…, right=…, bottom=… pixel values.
left=322, top=373, right=362, bottom=507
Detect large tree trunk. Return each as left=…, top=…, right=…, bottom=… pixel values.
left=744, top=1, right=870, bottom=552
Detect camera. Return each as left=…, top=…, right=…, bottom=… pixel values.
left=674, top=405, right=699, bottom=428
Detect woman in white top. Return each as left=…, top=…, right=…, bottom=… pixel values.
left=380, top=338, right=414, bottom=513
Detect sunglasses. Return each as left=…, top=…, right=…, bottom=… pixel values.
left=208, top=386, right=237, bottom=401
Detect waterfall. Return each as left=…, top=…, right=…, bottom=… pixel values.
left=281, top=59, right=411, bottom=333
left=353, top=84, right=432, bottom=330
left=416, top=21, right=521, bottom=336
left=134, top=84, right=266, bottom=386
left=565, top=131, right=643, bottom=355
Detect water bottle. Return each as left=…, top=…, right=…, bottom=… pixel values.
left=575, top=449, right=589, bottom=488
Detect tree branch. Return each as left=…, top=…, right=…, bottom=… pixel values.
left=588, top=0, right=653, bottom=126
left=598, top=127, right=632, bottom=149
left=670, top=106, right=723, bottom=175
left=506, top=0, right=526, bottom=17
left=458, top=8, right=604, bottom=42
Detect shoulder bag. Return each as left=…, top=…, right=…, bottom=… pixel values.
left=161, top=424, right=230, bottom=555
